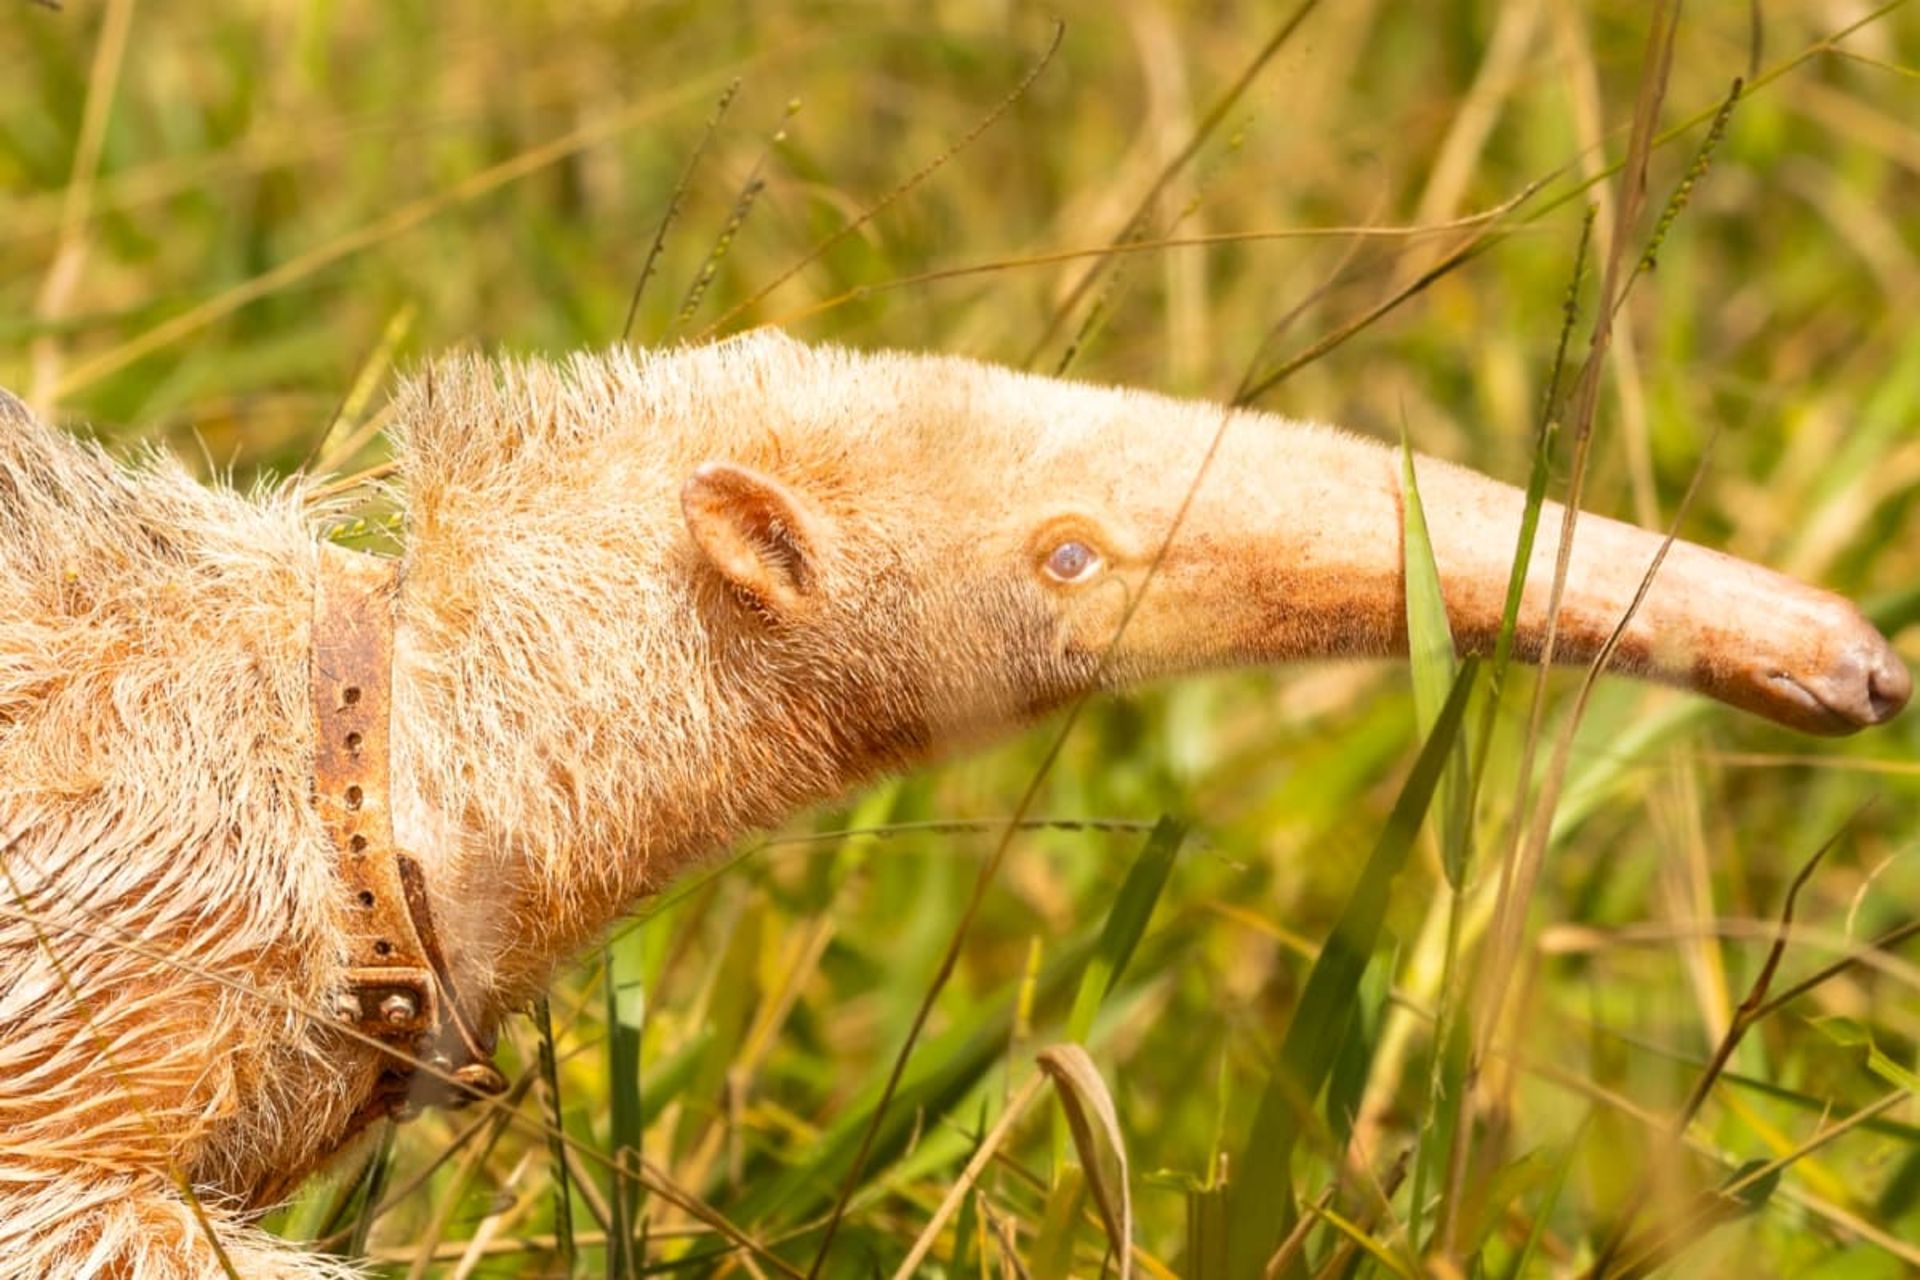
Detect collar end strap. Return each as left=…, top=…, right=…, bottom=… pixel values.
left=313, top=547, right=506, bottom=1116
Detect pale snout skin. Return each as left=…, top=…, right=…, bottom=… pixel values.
left=1041, top=408, right=1910, bottom=736
left=1410, top=452, right=1908, bottom=734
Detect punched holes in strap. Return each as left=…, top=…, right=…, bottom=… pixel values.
left=312, top=549, right=435, bottom=1041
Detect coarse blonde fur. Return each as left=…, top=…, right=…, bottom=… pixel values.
left=0, top=334, right=1131, bottom=1277
left=0, top=332, right=1904, bottom=1277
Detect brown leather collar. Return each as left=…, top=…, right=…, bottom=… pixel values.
left=312, top=546, right=506, bottom=1119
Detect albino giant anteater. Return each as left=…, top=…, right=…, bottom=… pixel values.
left=0, top=332, right=1908, bottom=1277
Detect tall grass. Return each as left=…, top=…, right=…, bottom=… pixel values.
left=5, top=1, right=1920, bottom=1275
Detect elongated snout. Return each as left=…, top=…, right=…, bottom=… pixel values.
left=1103, top=417, right=1909, bottom=736
left=1404, top=449, right=1908, bottom=735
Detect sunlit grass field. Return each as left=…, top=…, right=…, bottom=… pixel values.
left=6, top=1, right=1920, bottom=1275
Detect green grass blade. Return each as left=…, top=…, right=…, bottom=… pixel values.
left=1416, top=210, right=1589, bottom=1256
left=1065, top=816, right=1188, bottom=1043
left=1874, top=1146, right=1920, bottom=1223
left=604, top=930, right=646, bottom=1278
left=1500, top=1113, right=1590, bottom=1280
left=1301, top=1200, right=1419, bottom=1280
left=1187, top=1179, right=1231, bottom=1280
left=727, top=932, right=1100, bottom=1227
left=1815, top=1018, right=1920, bottom=1096
left=952, top=1183, right=982, bottom=1278
left=1059, top=816, right=1186, bottom=1179
left=1398, top=432, right=1476, bottom=1261
left=1398, top=432, right=1470, bottom=887
left=533, top=995, right=578, bottom=1277
left=279, top=1148, right=369, bottom=1248
left=1398, top=433, right=1459, bottom=723
left=1223, top=661, right=1479, bottom=1280
left=1323, top=948, right=1390, bottom=1159
left=341, top=1122, right=397, bottom=1261
left=1031, top=1163, right=1088, bottom=1280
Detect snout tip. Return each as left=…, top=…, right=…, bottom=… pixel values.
left=1769, top=629, right=1911, bottom=735
left=1866, top=643, right=1914, bottom=723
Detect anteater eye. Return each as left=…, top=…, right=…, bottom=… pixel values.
left=1042, top=540, right=1101, bottom=584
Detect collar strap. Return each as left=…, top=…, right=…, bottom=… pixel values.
left=312, top=546, right=505, bottom=1115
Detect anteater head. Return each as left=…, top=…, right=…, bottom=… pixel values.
left=661, top=332, right=1906, bottom=775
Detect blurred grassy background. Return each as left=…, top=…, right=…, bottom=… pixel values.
left=5, top=1, right=1920, bottom=1275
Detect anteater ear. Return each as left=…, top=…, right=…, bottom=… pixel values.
left=681, top=461, right=831, bottom=615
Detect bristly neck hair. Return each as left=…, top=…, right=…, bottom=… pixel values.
left=384, top=336, right=1028, bottom=1010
